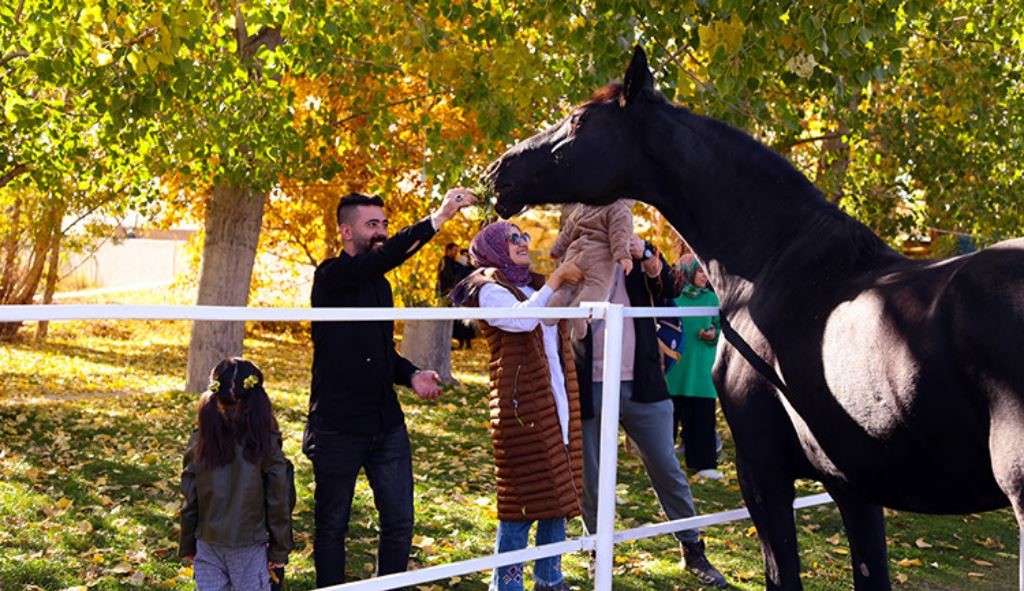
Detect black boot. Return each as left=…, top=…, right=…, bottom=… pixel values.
left=681, top=539, right=727, bottom=587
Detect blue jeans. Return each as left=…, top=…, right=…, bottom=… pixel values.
left=303, top=421, right=414, bottom=587
left=490, top=518, right=566, bottom=591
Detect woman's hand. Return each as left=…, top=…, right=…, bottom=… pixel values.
left=699, top=326, right=717, bottom=341
left=617, top=257, right=633, bottom=276
left=548, top=259, right=584, bottom=290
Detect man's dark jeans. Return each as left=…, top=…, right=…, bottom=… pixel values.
left=304, top=421, right=414, bottom=587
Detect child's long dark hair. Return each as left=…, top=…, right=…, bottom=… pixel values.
left=195, top=357, right=279, bottom=468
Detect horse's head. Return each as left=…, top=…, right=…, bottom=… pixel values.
left=484, top=46, right=668, bottom=218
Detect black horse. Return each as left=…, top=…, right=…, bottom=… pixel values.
left=484, top=46, right=1024, bottom=590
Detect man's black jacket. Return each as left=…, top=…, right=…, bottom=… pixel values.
left=573, top=254, right=682, bottom=420
left=309, top=218, right=436, bottom=434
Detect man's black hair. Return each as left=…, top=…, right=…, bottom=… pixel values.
left=336, top=193, right=385, bottom=226
left=445, top=242, right=458, bottom=251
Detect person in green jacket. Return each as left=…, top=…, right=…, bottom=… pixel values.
left=665, top=260, right=723, bottom=480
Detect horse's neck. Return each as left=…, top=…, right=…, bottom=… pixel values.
left=647, top=108, right=897, bottom=306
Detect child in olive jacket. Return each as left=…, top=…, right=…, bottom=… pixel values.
left=179, top=357, right=295, bottom=591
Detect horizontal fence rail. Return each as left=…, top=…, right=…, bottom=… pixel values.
left=0, top=304, right=718, bottom=323
left=0, top=302, right=844, bottom=590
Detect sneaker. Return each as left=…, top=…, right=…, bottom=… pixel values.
left=695, top=468, right=725, bottom=480
left=534, top=580, right=572, bottom=591
left=682, top=540, right=727, bottom=588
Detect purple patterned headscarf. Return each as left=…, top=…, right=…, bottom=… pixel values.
left=469, top=221, right=531, bottom=286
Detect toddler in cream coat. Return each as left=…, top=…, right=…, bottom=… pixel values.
left=545, top=199, right=635, bottom=338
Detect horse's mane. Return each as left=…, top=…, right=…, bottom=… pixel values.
left=583, top=82, right=895, bottom=267
left=691, top=113, right=897, bottom=265
left=698, top=113, right=898, bottom=265
left=583, top=82, right=625, bottom=106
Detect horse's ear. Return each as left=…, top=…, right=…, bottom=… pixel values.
left=622, top=45, right=654, bottom=107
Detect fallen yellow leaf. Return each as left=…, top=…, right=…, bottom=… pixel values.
left=897, top=558, right=922, bottom=568
left=914, top=538, right=932, bottom=549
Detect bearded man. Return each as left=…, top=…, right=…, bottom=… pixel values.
left=305, top=189, right=474, bottom=586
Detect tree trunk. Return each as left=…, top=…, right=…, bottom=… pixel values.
left=184, top=184, right=266, bottom=392
left=400, top=319, right=455, bottom=383
left=36, top=207, right=64, bottom=340
left=0, top=198, right=60, bottom=340
left=815, top=106, right=853, bottom=206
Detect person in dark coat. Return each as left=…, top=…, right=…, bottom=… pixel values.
left=574, top=234, right=727, bottom=588
left=438, top=241, right=476, bottom=349
left=304, top=188, right=474, bottom=587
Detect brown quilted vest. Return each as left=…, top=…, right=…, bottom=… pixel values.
left=463, top=268, right=584, bottom=521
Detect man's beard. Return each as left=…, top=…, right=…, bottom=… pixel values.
left=354, top=234, right=387, bottom=254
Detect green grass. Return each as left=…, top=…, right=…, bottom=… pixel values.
left=0, top=310, right=1019, bottom=590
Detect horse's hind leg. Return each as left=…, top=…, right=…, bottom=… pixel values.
left=826, top=487, right=891, bottom=590
left=987, top=391, right=1024, bottom=562
left=735, top=453, right=802, bottom=590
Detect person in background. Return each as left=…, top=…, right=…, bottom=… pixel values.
left=666, top=259, right=724, bottom=480
left=437, top=242, right=462, bottom=301
left=438, top=241, right=476, bottom=349
left=451, top=221, right=584, bottom=591
left=574, top=233, right=727, bottom=588
left=305, top=188, right=474, bottom=586
left=179, top=357, right=294, bottom=591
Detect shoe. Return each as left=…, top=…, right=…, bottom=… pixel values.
left=534, top=580, right=571, bottom=591
left=682, top=540, right=727, bottom=587
left=695, top=469, right=725, bottom=480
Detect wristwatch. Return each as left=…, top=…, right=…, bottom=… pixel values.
left=640, top=241, right=655, bottom=262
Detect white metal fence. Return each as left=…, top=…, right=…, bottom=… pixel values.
left=0, top=302, right=846, bottom=590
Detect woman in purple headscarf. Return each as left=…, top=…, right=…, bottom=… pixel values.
left=451, top=221, right=584, bottom=591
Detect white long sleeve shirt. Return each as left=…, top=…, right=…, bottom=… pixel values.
left=478, top=282, right=570, bottom=444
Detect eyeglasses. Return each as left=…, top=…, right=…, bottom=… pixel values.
left=507, top=232, right=531, bottom=246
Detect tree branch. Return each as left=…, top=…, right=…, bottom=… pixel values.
left=774, top=132, right=843, bottom=150
left=122, top=27, right=157, bottom=49
left=0, top=51, right=29, bottom=68
left=0, top=163, right=28, bottom=189
left=332, top=91, right=453, bottom=126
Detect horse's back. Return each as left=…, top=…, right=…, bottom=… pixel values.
left=786, top=243, right=1024, bottom=513
left=942, top=238, right=1024, bottom=368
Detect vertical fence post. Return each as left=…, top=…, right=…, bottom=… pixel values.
left=593, top=303, right=625, bottom=591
